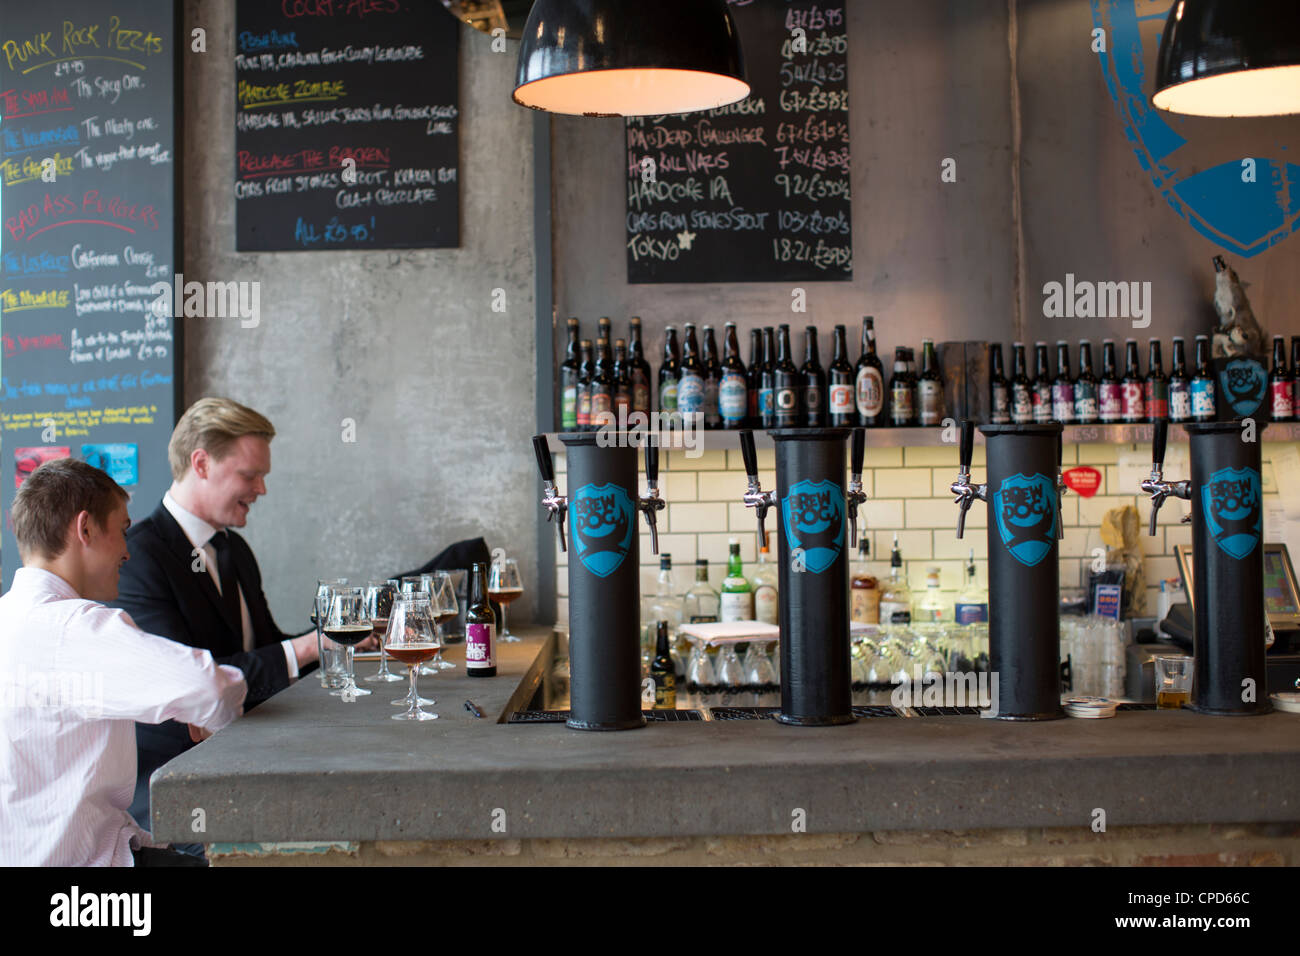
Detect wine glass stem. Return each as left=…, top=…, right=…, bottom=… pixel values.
left=433, top=622, right=444, bottom=663
left=377, top=642, right=390, bottom=676
left=408, top=663, right=420, bottom=717
left=501, top=602, right=509, bottom=637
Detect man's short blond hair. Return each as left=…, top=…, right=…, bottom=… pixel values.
left=169, top=397, right=276, bottom=480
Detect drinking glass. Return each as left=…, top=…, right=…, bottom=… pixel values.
left=488, top=556, right=524, bottom=643
left=314, top=579, right=349, bottom=689
left=717, top=644, right=747, bottom=687
left=686, top=639, right=716, bottom=688
left=387, top=594, right=441, bottom=721
left=391, top=591, right=435, bottom=707
left=745, top=641, right=777, bottom=686
left=323, top=586, right=372, bottom=698
left=428, top=571, right=459, bottom=671
left=1154, top=656, right=1192, bottom=709
left=400, top=576, right=425, bottom=595
left=363, top=580, right=404, bottom=683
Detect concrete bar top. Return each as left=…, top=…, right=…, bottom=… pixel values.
left=151, top=628, right=1300, bottom=843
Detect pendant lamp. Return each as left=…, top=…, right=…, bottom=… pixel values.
left=513, top=0, right=748, bottom=117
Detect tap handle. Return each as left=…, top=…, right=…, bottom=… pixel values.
left=645, top=440, right=659, bottom=485
left=739, top=429, right=758, bottom=479
left=1152, top=418, right=1168, bottom=471
left=959, top=419, right=974, bottom=472
left=851, top=427, right=865, bottom=475
left=532, top=434, right=555, bottom=483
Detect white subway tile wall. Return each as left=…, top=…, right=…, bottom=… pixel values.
left=553, top=442, right=1292, bottom=616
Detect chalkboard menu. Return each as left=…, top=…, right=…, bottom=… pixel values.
left=1, top=0, right=178, bottom=589
left=625, top=0, right=851, bottom=284
left=235, top=0, right=460, bottom=251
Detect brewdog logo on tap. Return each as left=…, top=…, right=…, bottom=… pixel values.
left=992, top=473, right=1057, bottom=568
left=570, top=483, right=635, bottom=577
left=1202, top=467, right=1261, bottom=560
left=781, top=480, right=844, bottom=574
left=1219, top=359, right=1267, bottom=416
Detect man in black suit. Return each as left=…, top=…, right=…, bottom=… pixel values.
left=112, top=398, right=320, bottom=829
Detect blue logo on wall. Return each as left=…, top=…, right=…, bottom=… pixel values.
left=992, top=473, right=1057, bottom=567
left=1201, top=467, right=1261, bottom=560
left=781, top=479, right=844, bottom=574
left=571, top=482, right=635, bottom=577
left=1218, top=358, right=1266, bottom=416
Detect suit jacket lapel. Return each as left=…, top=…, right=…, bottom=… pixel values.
left=150, top=502, right=242, bottom=642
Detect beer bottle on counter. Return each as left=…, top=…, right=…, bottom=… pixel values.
left=1145, top=339, right=1169, bottom=423
left=747, top=328, right=763, bottom=426
left=1168, top=336, right=1191, bottom=423
left=1052, top=341, right=1074, bottom=424
left=576, top=339, right=594, bottom=430
left=1010, top=342, right=1032, bottom=424
left=774, top=324, right=800, bottom=427
left=855, top=316, right=886, bottom=427
left=828, top=324, right=856, bottom=426
left=989, top=343, right=1011, bottom=425
left=1099, top=339, right=1121, bottom=424
left=677, top=323, right=705, bottom=422
left=719, top=322, right=748, bottom=429
left=801, top=325, right=827, bottom=427
left=720, top=539, right=754, bottom=622
left=1191, top=334, right=1216, bottom=421
left=702, top=324, right=722, bottom=430
left=1074, top=340, right=1099, bottom=424
left=1121, top=338, right=1145, bottom=423
left=465, top=562, right=497, bottom=678
left=590, top=337, right=614, bottom=425
left=560, top=317, right=580, bottom=431
left=889, top=347, right=916, bottom=426
left=651, top=621, right=677, bottom=710
left=918, top=338, right=943, bottom=426
left=658, top=326, right=680, bottom=414
left=760, top=327, right=777, bottom=428
left=1270, top=335, right=1293, bottom=422
left=1032, top=342, right=1052, bottom=424
left=628, top=316, right=652, bottom=415
left=612, top=339, right=632, bottom=418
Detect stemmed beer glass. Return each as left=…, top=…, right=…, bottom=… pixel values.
left=364, top=580, right=404, bottom=682
left=323, top=586, right=372, bottom=698
left=387, top=593, right=442, bottom=721
left=488, top=555, right=523, bottom=644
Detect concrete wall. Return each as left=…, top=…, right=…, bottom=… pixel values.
left=182, top=1, right=537, bottom=630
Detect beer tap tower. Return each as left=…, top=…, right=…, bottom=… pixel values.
left=533, top=433, right=665, bottom=730
left=950, top=420, right=1066, bottom=720
left=1141, top=420, right=1271, bottom=715
left=738, top=427, right=866, bottom=726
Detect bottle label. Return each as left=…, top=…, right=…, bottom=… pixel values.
left=953, top=602, right=988, bottom=625
left=1051, top=383, right=1073, bottom=422
left=891, top=383, right=914, bottom=424
left=562, top=386, right=577, bottom=429
left=1099, top=383, right=1122, bottom=421
left=850, top=586, right=879, bottom=625
left=678, top=373, right=704, bottom=413
left=804, top=385, right=822, bottom=415
left=1032, top=384, right=1052, bottom=423
left=1120, top=382, right=1144, bottom=419
left=754, top=584, right=778, bottom=625
left=1074, top=382, right=1098, bottom=422
left=918, top=380, right=942, bottom=425
left=632, top=376, right=650, bottom=414
left=775, top=386, right=798, bottom=421
left=660, top=380, right=677, bottom=412
left=703, top=378, right=721, bottom=425
left=856, top=367, right=884, bottom=417
left=1145, top=380, right=1168, bottom=420
left=1191, top=379, right=1215, bottom=417
left=759, top=387, right=775, bottom=417
left=990, top=384, right=1010, bottom=424
left=577, top=387, right=591, bottom=426
left=1271, top=380, right=1294, bottom=419
left=1011, top=384, right=1032, bottom=423
left=829, top=383, right=854, bottom=416
left=1169, top=381, right=1191, bottom=421
left=590, top=391, right=612, bottom=419
left=654, top=672, right=677, bottom=709
left=720, top=590, right=754, bottom=622
left=465, top=622, right=496, bottom=669
left=719, top=371, right=747, bottom=421
left=879, top=601, right=911, bottom=625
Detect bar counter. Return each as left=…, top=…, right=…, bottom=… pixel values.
left=151, top=628, right=1300, bottom=865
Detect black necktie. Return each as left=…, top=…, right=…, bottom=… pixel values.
left=208, top=532, right=242, bottom=636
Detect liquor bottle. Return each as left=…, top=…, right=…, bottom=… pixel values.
left=750, top=545, right=779, bottom=626
left=773, top=324, right=800, bottom=427
left=1121, top=338, right=1145, bottom=423
left=1168, top=336, right=1191, bottom=423
left=1010, top=342, right=1033, bottom=424
left=1191, top=334, right=1216, bottom=422
left=682, top=559, right=720, bottom=623
left=1074, top=340, right=1099, bottom=424
left=1098, top=339, right=1121, bottom=424
left=612, top=339, right=631, bottom=418
left=628, top=316, right=652, bottom=415
left=1032, top=342, right=1052, bottom=424
left=828, top=324, right=855, bottom=426
left=560, top=317, right=580, bottom=431
left=720, top=539, right=755, bottom=622
left=590, top=336, right=614, bottom=425
left=1269, top=335, right=1293, bottom=422
left=651, top=621, right=677, bottom=710
left=747, top=327, right=763, bottom=427
left=719, top=322, right=748, bottom=430
left=800, top=325, right=827, bottom=427
left=855, top=316, right=886, bottom=427
left=889, top=347, right=915, bottom=426
left=677, top=323, right=705, bottom=422
left=576, top=339, right=594, bottom=430
left=1145, top=339, right=1169, bottom=423
left=878, top=534, right=912, bottom=625
left=646, top=554, right=684, bottom=633
left=953, top=550, right=988, bottom=624
left=1052, top=341, right=1074, bottom=424
left=702, top=324, right=722, bottom=430
left=914, top=566, right=946, bottom=623
left=918, top=338, right=944, bottom=426
left=850, top=538, right=879, bottom=625
left=658, top=326, right=680, bottom=413
left=760, top=327, right=777, bottom=428
left=989, top=343, right=1011, bottom=425
left=465, top=561, right=497, bottom=677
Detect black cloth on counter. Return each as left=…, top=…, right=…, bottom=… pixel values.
left=392, top=536, right=491, bottom=580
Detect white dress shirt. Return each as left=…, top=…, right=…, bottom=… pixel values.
left=162, top=492, right=298, bottom=680
left=0, top=568, right=246, bottom=866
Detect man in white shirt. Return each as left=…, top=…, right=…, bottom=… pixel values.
left=0, top=458, right=246, bottom=866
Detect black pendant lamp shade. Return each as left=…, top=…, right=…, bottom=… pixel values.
left=513, top=0, right=749, bottom=117
left=1153, top=0, right=1300, bottom=116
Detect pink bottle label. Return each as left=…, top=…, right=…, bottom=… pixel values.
left=466, top=622, right=496, bottom=669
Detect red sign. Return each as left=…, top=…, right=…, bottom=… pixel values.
left=1063, top=466, right=1101, bottom=498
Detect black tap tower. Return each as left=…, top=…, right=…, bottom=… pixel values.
left=951, top=421, right=1066, bottom=720
left=1142, top=420, right=1271, bottom=715
left=533, top=434, right=665, bottom=730
left=738, top=428, right=867, bottom=726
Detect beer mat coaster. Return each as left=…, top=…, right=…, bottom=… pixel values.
left=678, top=622, right=779, bottom=645
left=1064, top=696, right=1117, bottom=718
left=1270, top=693, right=1300, bottom=713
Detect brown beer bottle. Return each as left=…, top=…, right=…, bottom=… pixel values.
left=465, top=562, right=497, bottom=677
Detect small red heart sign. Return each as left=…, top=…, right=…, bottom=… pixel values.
left=1063, top=466, right=1101, bottom=498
